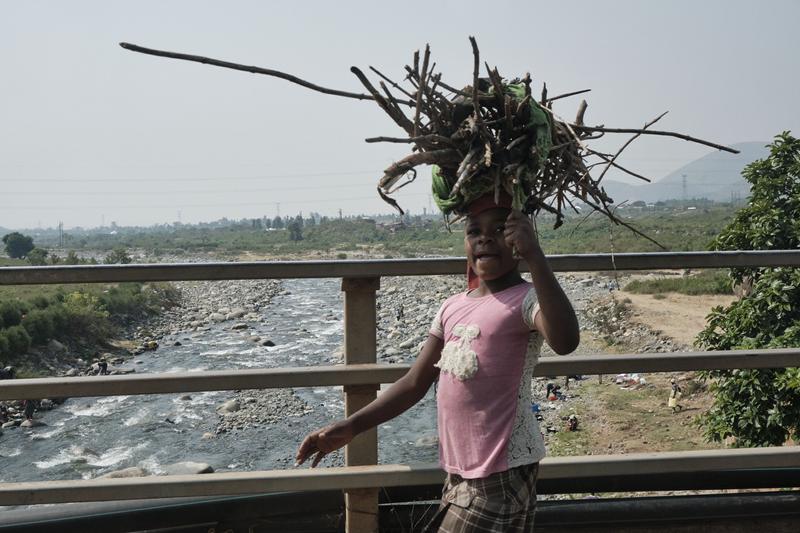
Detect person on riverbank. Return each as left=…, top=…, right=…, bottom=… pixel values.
left=668, top=378, right=683, bottom=413
left=296, top=192, right=580, bottom=532
left=23, top=399, right=36, bottom=421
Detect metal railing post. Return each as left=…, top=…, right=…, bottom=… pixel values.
left=341, top=277, right=380, bottom=533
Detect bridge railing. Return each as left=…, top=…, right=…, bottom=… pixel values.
left=1, top=251, right=799, bottom=533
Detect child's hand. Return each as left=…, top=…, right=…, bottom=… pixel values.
left=295, top=420, right=355, bottom=468
left=504, top=210, right=542, bottom=259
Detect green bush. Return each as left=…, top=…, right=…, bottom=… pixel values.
left=62, top=292, right=110, bottom=341
left=0, top=300, right=27, bottom=327
left=45, top=303, right=69, bottom=333
left=30, top=295, right=51, bottom=310
left=4, top=325, right=31, bottom=355
left=22, top=308, right=55, bottom=345
left=0, top=332, right=10, bottom=357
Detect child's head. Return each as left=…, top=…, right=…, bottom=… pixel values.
left=464, top=193, right=518, bottom=287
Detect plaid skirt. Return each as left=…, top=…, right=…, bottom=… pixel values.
left=423, top=463, right=539, bottom=533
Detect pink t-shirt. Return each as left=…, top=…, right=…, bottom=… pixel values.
left=429, top=282, right=546, bottom=479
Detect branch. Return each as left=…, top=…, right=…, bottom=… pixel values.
left=572, top=123, right=740, bottom=153
left=119, top=42, right=414, bottom=106
left=546, top=88, right=591, bottom=103
left=596, top=111, right=668, bottom=182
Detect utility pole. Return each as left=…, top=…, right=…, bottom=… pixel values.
left=682, top=174, right=688, bottom=207
left=58, top=221, right=64, bottom=248
left=275, top=202, right=280, bottom=218
left=338, top=208, right=343, bottom=220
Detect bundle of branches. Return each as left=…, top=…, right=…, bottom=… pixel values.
left=120, top=38, right=738, bottom=244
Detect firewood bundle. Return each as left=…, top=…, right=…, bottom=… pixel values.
left=121, top=38, right=737, bottom=240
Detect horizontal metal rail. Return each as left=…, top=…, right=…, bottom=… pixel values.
left=2, top=349, right=798, bottom=401
left=1, top=447, right=798, bottom=506
left=1, top=250, right=799, bottom=285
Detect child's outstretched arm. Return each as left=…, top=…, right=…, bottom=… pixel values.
left=295, top=334, right=443, bottom=467
left=505, top=210, right=580, bottom=354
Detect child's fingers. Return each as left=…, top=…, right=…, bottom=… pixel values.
left=296, top=433, right=319, bottom=465
left=311, top=450, right=326, bottom=468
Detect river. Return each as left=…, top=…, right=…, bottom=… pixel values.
left=0, top=278, right=440, bottom=484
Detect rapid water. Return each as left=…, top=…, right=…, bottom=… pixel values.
left=0, top=278, right=439, bottom=485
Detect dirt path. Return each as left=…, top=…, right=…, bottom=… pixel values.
left=618, top=291, right=736, bottom=347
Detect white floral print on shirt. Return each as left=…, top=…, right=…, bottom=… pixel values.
left=435, top=323, right=480, bottom=381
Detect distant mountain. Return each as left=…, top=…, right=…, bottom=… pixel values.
left=602, top=141, right=769, bottom=204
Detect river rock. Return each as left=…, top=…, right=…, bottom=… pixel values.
left=260, top=339, right=275, bottom=347
left=415, top=435, right=439, bottom=447
left=248, top=336, right=261, bottom=343
left=101, top=467, right=148, bottom=479
left=47, top=339, right=67, bottom=353
left=227, top=308, right=246, bottom=319
left=208, top=313, right=225, bottom=323
left=20, top=419, right=46, bottom=428
left=231, top=323, right=248, bottom=330
left=201, top=432, right=215, bottom=440
left=65, top=368, right=78, bottom=377
left=179, top=395, right=192, bottom=401
left=39, top=399, right=55, bottom=410
left=216, top=399, right=241, bottom=414
left=163, top=461, right=214, bottom=475
left=2, top=421, right=18, bottom=429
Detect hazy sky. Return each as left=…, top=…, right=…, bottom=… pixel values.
left=2, top=0, right=798, bottom=229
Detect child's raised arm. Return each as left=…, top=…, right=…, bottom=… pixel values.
left=295, top=334, right=443, bottom=467
left=504, top=210, right=580, bottom=355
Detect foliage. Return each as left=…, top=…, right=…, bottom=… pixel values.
left=104, top=248, right=132, bottom=264
left=3, top=325, right=31, bottom=355
left=27, top=247, right=49, bottom=266
left=624, top=270, right=732, bottom=295
left=21, top=308, right=55, bottom=344
left=287, top=220, right=304, bottom=241
left=2, top=232, right=35, bottom=259
left=0, top=300, right=27, bottom=328
left=60, top=291, right=110, bottom=341
left=696, top=132, right=800, bottom=447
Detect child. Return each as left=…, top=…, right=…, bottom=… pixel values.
left=295, top=193, right=579, bottom=532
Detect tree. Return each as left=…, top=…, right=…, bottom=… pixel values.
left=2, top=232, right=34, bottom=259
left=27, top=247, right=49, bottom=266
left=696, top=132, right=800, bottom=447
left=288, top=220, right=304, bottom=241
left=104, top=248, right=132, bottom=264
left=272, top=216, right=284, bottom=229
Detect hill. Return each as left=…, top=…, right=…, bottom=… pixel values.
left=603, top=141, right=769, bottom=203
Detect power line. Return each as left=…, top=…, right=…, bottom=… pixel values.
left=0, top=170, right=381, bottom=183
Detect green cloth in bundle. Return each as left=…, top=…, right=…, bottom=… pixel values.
left=431, top=82, right=552, bottom=214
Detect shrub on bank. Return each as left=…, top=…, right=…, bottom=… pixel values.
left=22, top=308, right=56, bottom=345
left=0, top=300, right=27, bottom=328
left=4, top=325, right=31, bottom=355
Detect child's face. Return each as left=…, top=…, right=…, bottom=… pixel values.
left=464, top=207, right=517, bottom=282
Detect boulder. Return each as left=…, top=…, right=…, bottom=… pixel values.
left=260, top=339, right=276, bottom=347
left=20, top=419, right=46, bottom=428
left=208, top=313, right=225, bottom=323
left=216, top=399, right=241, bottom=414
left=201, top=432, right=215, bottom=440
left=163, top=461, right=214, bottom=475
left=248, top=336, right=261, bottom=343
left=231, top=323, right=249, bottom=331
left=65, top=368, right=78, bottom=377
left=179, top=395, right=193, bottom=401
left=100, top=467, right=148, bottom=479
left=2, top=421, right=18, bottom=429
